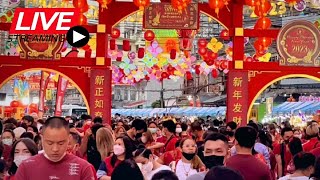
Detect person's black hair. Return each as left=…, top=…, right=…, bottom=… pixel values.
left=190, top=121, right=202, bottom=131
left=20, top=132, right=34, bottom=140
left=213, top=119, right=220, bottom=127
left=111, top=159, right=144, bottom=180
left=235, top=126, right=257, bottom=148
left=258, top=130, right=273, bottom=149
left=162, top=120, right=176, bottom=133
left=248, top=120, right=254, bottom=124
left=247, top=122, right=259, bottom=132
left=0, top=159, right=6, bottom=173
left=226, top=121, right=237, bottom=130
left=204, top=166, right=244, bottom=180
left=281, top=127, right=293, bottom=137
left=37, top=119, right=45, bottom=125
left=208, top=127, right=219, bottom=133
left=0, top=121, right=3, bottom=136
left=5, top=118, right=18, bottom=126
left=293, top=152, right=315, bottom=170
left=70, top=132, right=81, bottom=144
left=8, top=138, right=38, bottom=175
left=80, top=114, right=87, bottom=120
left=91, top=123, right=104, bottom=137
left=180, top=122, right=188, bottom=131
left=151, top=170, right=179, bottom=180
left=3, top=129, right=15, bottom=139
left=22, top=115, right=34, bottom=124
left=133, top=147, right=152, bottom=159
left=115, top=113, right=120, bottom=117
left=148, top=121, right=157, bottom=128
left=19, top=122, right=28, bottom=130
left=65, top=116, right=71, bottom=119
left=131, top=119, right=147, bottom=132
left=311, top=157, right=320, bottom=179
left=205, top=132, right=228, bottom=144
left=175, top=139, right=181, bottom=148
left=27, top=125, right=38, bottom=134
left=42, top=117, right=69, bottom=132
left=289, top=137, right=303, bottom=156
left=4, top=123, right=15, bottom=131
left=93, top=117, right=103, bottom=124
left=111, top=136, right=135, bottom=167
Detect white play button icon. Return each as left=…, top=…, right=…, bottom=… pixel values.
left=66, top=26, right=90, bottom=48
left=73, top=30, right=86, bottom=43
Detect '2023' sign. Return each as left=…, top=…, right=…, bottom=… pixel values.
left=248, top=2, right=287, bottom=18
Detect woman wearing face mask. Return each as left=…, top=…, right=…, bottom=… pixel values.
left=2, top=129, right=15, bottom=164
left=97, top=136, right=135, bottom=180
left=134, top=147, right=171, bottom=180
left=148, top=122, right=159, bottom=141
left=176, top=123, right=183, bottom=137
left=174, top=138, right=205, bottom=180
left=5, top=138, right=38, bottom=180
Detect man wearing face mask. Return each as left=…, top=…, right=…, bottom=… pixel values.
left=15, top=117, right=96, bottom=180
left=186, top=133, right=229, bottom=180
left=274, top=127, right=294, bottom=178
left=126, top=119, right=147, bottom=151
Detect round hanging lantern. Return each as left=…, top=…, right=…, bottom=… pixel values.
left=245, top=0, right=258, bottom=6
left=10, top=100, right=19, bottom=108
left=206, top=59, right=215, bottom=66
left=194, top=65, right=201, bottom=75
left=186, top=71, right=193, bottom=80
left=254, top=1, right=271, bottom=17
left=161, top=72, right=169, bottom=79
left=73, top=0, right=89, bottom=12
left=258, top=37, right=272, bottom=47
left=198, top=48, right=207, bottom=56
left=145, top=75, right=150, bottom=81
left=198, top=39, right=208, bottom=48
left=219, top=29, right=230, bottom=41
left=208, top=0, right=225, bottom=16
left=79, top=14, right=87, bottom=25
left=138, top=48, right=145, bottom=58
left=96, top=0, right=113, bottom=9
left=254, top=17, right=271, bottom=29
left=171, top=0, right=191, bottom=12
left=211, top=69, right=219, bottom=78
left=111, top=28, right=121, bottom=39
left=133, top=0, right=150, bottom=10
left=144, top=30, right=155, bottom=41
left=254, top=40, right=268, bottom=55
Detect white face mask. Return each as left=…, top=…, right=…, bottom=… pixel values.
left=113, top=145, right=125, bottom=155
left=43, top=151, right=66, bottom=162
left=148, top=128, right=157, bottom=134
left=176, top=128, right=182, bottom=133
left=2, top=139, right=13, bottom=146
left=141, top=136, right=147, bottom=144
left=14, top=155, right=31, bottom=167
left=142, top=161, right=153, bottom=173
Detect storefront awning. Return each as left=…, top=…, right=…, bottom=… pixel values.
left=123, top=100, right=146, bottom=108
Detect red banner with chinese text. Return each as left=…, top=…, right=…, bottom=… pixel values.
left=39, top=71, right=51, bottom=113
left=227, top=71, right=248, bottom=126
left=90, top=69, right=108, bottom=119
left=54, top=76, right=69, bottom=116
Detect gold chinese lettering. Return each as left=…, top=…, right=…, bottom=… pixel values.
left=233, top=116, right=242, bottom=124
left=95, top=76, right=105, bottom=86
left=233, top=77, right=243, bottom=87
left=95, top=88, right=104, bottom=96
left=233, top=103, right=242, bottom=113
left=233, top=90, right=242, bottom=100
left=95, top=111, right=103, bottom=117
left=95, top=99, right=104, bottom=108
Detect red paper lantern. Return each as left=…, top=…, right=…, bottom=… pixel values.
left=167, top=65, right=176, bottom=74
left=206, top=59, right=215, bottom=66
left=133, top=0, right=150, bottom=10
left=254, top=1, right=271, bottom=17
left=219, top=29, right=230, bottom=41
left=198, top=48, right=207, bottom=56
left=254, top=17, right=271, bottom=29
left=220, top=61, right=228, bottom=69
left=208, top=51, right=218, bottom=60
left=245, top=0, right=258, bottom=6
left=29, top=103, right=37, bottom=109
left=110, top=39, right=116, bottom=50
left=211, top=69, right=219, bottom=78
left=138, top=48, right=145, bottom=58
left=123, top=40, right=130, bottom=51
left=10, top=100, right=19, bottom=108
left=208, top=0, right=225, bottom=16
left=258, top=37, right=272, bottom=47
left=4, top=106, right=13, bottom=113
left=145, top=75, right=150, bottom=81
left=144, top=30, right=155, bottom=41
left=111, top=28, right=120, bottom=39
left=198, top=39, right=208, bottom=48
left=195, top=65, right=201, bottom=75
left=186, top=71, right=193, bottom=80
left=254, top=40, right=268, bottom=54
left=170, top=49, right=176, bottom=59
left=161, top=72, right=169, bottom=79
left=73, top=0, right=89, bottom=12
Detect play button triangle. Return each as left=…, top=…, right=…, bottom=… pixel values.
left=73, top=30, right=86, bottom=43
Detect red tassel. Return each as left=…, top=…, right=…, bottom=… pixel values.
left=170, top=49, right=176, bottom=59
left=183, top=39, right=189, bottom=49
left=138, top=48, right=145, bottom=58
left=110, top=39, right=116, bottom=50
left=123, top=40, right=130, bottom=51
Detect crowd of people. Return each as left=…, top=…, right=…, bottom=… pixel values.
left=0, top=113, right=319, bottom=180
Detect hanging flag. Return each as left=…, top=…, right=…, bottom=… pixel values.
left=39, top=71, right=51, bottom=113
left=55, top=76, right=69, bottom=116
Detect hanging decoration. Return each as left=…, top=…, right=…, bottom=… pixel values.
left=171, top=0, right=192, bottom=12
left=111, top=28, right=121, bottom=39
left=96, top=0, right=112, bottom=9
left=72, top=0, right=88, bottom=25
left=133, top=0, right=150, bottom=10
left=208, top=0, right=225, bottom=16
left=144, top=30, right=155, bottom=41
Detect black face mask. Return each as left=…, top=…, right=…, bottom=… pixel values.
left=204, top=155, right=225, bottom=169
left=135, top=132, right=143, bottom=139
left=284, top=139, right=290, bottom=144
left=226, top=131, right=234, bottom=137
left=182, top=152, right=196, bottom=161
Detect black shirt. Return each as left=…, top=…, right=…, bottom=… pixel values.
left=87, top=135, right=101, bottom=170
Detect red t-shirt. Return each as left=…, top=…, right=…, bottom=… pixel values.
left=226, top=154, right=272, bottom=180
left=15, top=153, right=97, bottom=180
left=273, top=143, right=292, bottom=175
left=310, top=147, right=320, bottom=158
left=160, top=148, right=182, bottom=166
left=156, top=136, right=167, bottom=154
left=303, top=137, right=319, bottom=152
left=164, top=136, right=178, bottom=152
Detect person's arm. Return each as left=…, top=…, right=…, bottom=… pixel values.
left=156, top=154, right=165, bottom=164
left=147, top=142, right=164, bottom=150
left=79, top=129, right=92, bottom=157
left=275, top=154, right=283, bottom=178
